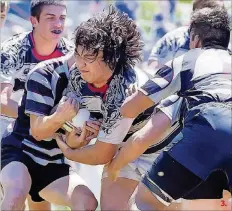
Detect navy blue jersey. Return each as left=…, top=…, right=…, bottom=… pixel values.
left=0, top=31, right=74, bottom=139
left=140, top=47, right=231, bottom=119
left=2, top=57, right=70, bottom=166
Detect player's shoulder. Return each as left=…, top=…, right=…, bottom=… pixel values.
left=29, top=56, right=68, bottom=78
left=194, top=48, right=231, bottom=69
left=1, top=31, right=31, bottom=50
left=170, top=48, right=202, bottom=71
left=58, top=37, right=75, bottom=54
left=183, top=48, right=220, bottom=64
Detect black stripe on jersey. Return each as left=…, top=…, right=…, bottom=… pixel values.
left=140, top=79, right=164, bottom=97
left=23, top=138, right=60, bottom=150
left=156, top=65, right=174, bottom=83
left=36, top=67, right=53, bottom=83
left=26, top=99, right=53, bottom=115
left=22, top=144, right=63, bottom=161
left=27, top=80, right=53, bottom=99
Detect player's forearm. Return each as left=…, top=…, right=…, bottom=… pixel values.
left=0, top=97, right=18, bottom=118
left=110, top=112, right=171, bottom=171
left=30, top=113, right=66, bottom=141
left=109, top=133, right=150, bottom=171
left=67, top=144, right=117, bottom=165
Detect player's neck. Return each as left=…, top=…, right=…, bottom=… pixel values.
left=32, top=31, right=58, bottom=56
left=92, top=72, right=113, bottom=88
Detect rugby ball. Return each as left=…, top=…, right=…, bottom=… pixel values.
left=62, top=108, right=90, bottom=133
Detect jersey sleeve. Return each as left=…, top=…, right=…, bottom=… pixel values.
left=139, top=54, right=184, bottom=104
left=25, top=67, right=55, bottom=116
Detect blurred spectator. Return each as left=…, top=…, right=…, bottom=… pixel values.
left=115, top=0, right=137, bottom=20
left=0, top=0, right=9, bottom=28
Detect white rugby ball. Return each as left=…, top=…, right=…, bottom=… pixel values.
left=72, top=109, right=90, bottom=129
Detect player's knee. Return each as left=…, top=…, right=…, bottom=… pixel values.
left=2, top=188, right=27, bottom=210
left=71, top=185, right=98, bottom=211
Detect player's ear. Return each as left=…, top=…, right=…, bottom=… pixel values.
left=194, top=34, right=202, bottom=48
left=30, top=16, right=38, bottom=28
left=189, top=33, right=201, bottom=49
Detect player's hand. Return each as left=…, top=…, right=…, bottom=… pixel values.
left=54, top=96, right=79, bottom=122
left=126, top=82, right=138, bottom=97
left=105, top=161, right=120, bottom=182
left=85, top=120, right=102, bottom=141
left=56, top=123, right=90, bottom=152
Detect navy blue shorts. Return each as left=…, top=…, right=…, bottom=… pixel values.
left=1, top=145, right=70, bottom=202
left=142, top=102, right=232, bottom=204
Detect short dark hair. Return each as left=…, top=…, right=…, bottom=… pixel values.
left=190, top=7, right=231, bottom=48
left=192, top=0, right=224, bottom=11
left=30, top=0, right=66, bottom=20
left=74, top=5, right=144, bottom=72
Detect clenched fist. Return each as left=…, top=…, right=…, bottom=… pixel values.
left=54, top=96, right=79, bottom=123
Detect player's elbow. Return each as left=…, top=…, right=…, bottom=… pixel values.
left=31, top=130, right=43, bottom=141
left=30, top=126, right=45, bottom=141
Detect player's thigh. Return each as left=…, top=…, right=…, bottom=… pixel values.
left=101, top=165, right=139, bottom=210
left=39, top=172, right=93, bottom=207
left=1, top=141, right=32, bottom=192
left=0, top=161, right=31, bottom=210
left=1, top=161, right=31, bottom=195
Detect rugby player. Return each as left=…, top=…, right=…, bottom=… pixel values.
left=0, top=53, right=99, bottom=210
left=54, top=6, right=186, bottom=210
left=119, top=7, right=232, bottom=210
left=0, top=0, right=74, bottom=210
left=107, top=0, right=230, bottom=208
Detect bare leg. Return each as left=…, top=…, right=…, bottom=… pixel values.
left=0, top=162, right=31, bottom=211
left=101, top=177, right=138, bottom=210
left=39, top=173, right=98, bottom=211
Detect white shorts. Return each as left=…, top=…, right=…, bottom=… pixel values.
left=103, top=152, right=160, bottom=181
left=103, top=132, right=183, bottom=181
